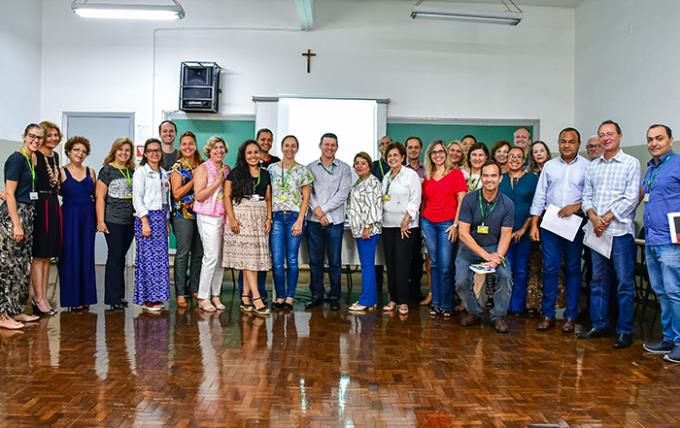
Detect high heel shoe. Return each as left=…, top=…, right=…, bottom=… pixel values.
left=349, top=302, right=376, bottom=312
left=32, top=299, right=55, bottom=317
left=240, top=295, right=253, bottom=312
left=252, top=297, right=270, bottom=316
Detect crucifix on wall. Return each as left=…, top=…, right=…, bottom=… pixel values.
left=302, top=48, right=316, bottom=73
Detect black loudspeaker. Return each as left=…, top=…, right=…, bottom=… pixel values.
left=179, top=61, right=221, bottom=113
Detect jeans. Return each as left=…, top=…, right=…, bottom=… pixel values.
left=383, top=227, right=419, bottom=305
left=506, top=236, right=532, bottom=313
left=171, top=216, right=203, bottom=297
left=306, top=221, right=344, bottom=301
left=590, top=234, right=635, bottom=334
left=646, top=244, right=680, bottom=344
left=196, top=214, right=224, bottom=299
left=270, top=211, right=304, bottom=299
left=103, top=222, right=134, bottom=305
left=455, top=244, right=512, bottom=318
left=541, top=227, right=584, bottom=319
left=356, top=235, right=379, bottom=306
left=421, top=218, right=454, bottom=311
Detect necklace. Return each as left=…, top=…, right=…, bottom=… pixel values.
left=43, top=153, right=60, bottom=190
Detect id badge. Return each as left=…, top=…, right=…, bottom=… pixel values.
left=124, top=193, right=133, bottom=200
left=383, top=195, right=391, bottom=201
left=477, top=225, right=489, bottom=235
left=250, top=194, right=262, bottom=201
left=277, top=195, right=288, bottom=201
left=643, top=193, right=650, bottom=203
left=29, top=192, right=39, bottom=201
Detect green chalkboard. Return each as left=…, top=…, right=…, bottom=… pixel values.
left=386, top=123, right=533, bottom=148
left=173, top=119, right=256, bottom=167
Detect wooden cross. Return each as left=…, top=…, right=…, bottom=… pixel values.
left=302, top=48, right=316, bottom=73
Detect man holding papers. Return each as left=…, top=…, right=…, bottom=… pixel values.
left=641, top=124, right=680, bottom=363
left=456, top=161, right=514, bottom=333
left=529, top=127, right=588, bottom=333
left=580, top=120, right=641, bottom=349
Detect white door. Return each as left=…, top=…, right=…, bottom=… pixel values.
left=63, top=112, right=135, bottom=265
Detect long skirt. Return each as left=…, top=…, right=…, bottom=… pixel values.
left=222, top=198, right=271, bottom=272
left=0, top=202, right=35, bottom=316
left=133, top=208, right=170, bottom=305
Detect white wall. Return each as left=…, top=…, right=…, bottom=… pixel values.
left=575, top=0, right=680, bottom=146
left=0, top=0, right=42, bottom=142
left=41, top=0, right=575, bottom=146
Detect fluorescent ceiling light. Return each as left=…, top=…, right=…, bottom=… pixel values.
left=71, top=0, right=185, bottom=21
left=410, top=1, right=522, bottom=26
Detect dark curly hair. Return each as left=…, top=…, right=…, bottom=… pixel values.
left=230, top=140, right=262, bottom=205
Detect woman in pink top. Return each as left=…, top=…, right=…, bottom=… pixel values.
left=192, top=136, right=231, bottom=312
left=420, top=140, right=467, bottom=317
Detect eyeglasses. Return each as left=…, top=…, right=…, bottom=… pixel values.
left=508, top=154, right=524, bottom=160
left=431, top=149, right=446, bottom=155
left=145, top=149, right=162, bottom=154
left=27, top=133, right=44, bottom=141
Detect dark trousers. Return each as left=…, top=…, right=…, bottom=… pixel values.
left=104, top=222, right=134, bottom=305
left=306, top=221, right=344, bottom=301
left=383, top=227, right=419, bottom=305
left=409, top=228, right=424, bottom=303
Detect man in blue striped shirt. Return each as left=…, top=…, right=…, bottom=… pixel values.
left=640, top=124, right=680, bottom=363
left=579, top=120, right=641, bottom=349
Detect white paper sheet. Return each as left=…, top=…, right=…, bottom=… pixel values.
left=582, top=222, right=613, bottom=259
left=540, top=204, right=583, bottom=242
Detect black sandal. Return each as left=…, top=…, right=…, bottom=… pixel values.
left=252, top=297, right=270, bottom=316
left=240, top=295, right=253, bottom=312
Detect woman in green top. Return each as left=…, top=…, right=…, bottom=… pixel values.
left=266, top=135, right=313, bottom=310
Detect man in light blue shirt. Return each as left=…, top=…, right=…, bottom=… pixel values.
left=305, top=133, right=352, bottom=310
left=640, top=124, right=680, bottom=363
left=529, top=127, right=588, bottom=333
left=579, top=120, right=641, bottom=349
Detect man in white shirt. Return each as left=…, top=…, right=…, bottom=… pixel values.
left=305, top=133, right=352, bottom=311
left=529, top=127, right=589, bottom=333
left=579, top=120, right=641, bottom=349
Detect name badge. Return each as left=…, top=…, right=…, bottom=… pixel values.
left=477, top=225, right=489, bottom=235
left=643, top=193, right=650, bottom=203
left=277, top=195, right=288, bottom=201
left=250, top=194, right=262, bottom=201
left=29, top=192, right=39, bottom=201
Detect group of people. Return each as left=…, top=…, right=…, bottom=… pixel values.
left=1, top=119, right=678, bottom=363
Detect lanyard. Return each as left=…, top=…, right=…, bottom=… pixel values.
left=253, top=171, right=261, bottom=193
left=181, top=158, right=194, bottom=172
left=646, top=153, right=673, bottom=191
left=114, top=163, right=131, bottom=187
left=385, top=168, right=399, bottom=196
left=478, top=191, right=497, bottom=226
left=21, top=148, right=36, bottom=191
left=320, top=160, right=334, bottom=175
left=468, top=174, right=479, bottom=190
left=378, top=159, right=385, bottom=178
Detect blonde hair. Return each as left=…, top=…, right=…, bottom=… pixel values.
left=39, top=120, right=63, bottom=142
left=102, top=137, right=136, bottom=170
left=424, top=140, right=453, bottom=179
left=448, top=140, right=467, bottom=168
left=203, top=135, right=229, bottom=158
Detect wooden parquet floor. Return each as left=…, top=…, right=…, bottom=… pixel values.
left=0, top=268, right=678, bottom=427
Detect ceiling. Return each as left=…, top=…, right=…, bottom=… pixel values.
left=400, top=0, right=584, bottom=7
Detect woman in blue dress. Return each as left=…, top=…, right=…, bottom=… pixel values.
left=59, top=137, right=97, bottom=310
left=132, top=138, right=171, bottom=312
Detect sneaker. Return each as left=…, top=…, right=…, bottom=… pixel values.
left=643, top=340, right=674, bottom=354
left=663, top=345, right=680, bottom=364
left=469, top=263, right=495, bottom=274
left=142, top=303, right=162, bottom=312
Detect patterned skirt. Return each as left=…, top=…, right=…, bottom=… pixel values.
left=0, top=202, right=35, bottom=316
left=133, top=208, right=170, bottom=305
left=222, top=198, right=271, bottom=271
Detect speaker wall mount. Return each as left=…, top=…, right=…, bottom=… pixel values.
left=179, top=61, right=221, bottom=113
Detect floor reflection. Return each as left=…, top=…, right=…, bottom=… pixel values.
left=0, top=267, right=677, bottom=426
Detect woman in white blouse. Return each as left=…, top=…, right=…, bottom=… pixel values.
left=381, top=142, right=422, bottom=315
left=132, top=138, right=171, bottom=312
left=347, top=152, right=383, bottom=312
